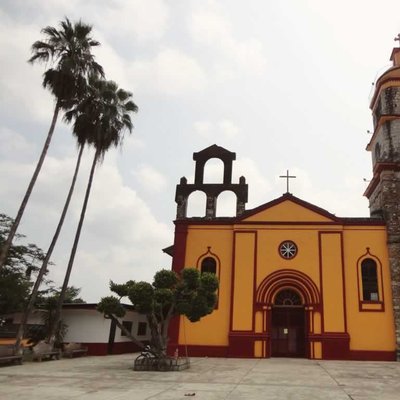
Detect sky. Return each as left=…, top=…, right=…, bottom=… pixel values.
left=1, top=0, right=400, bottom=302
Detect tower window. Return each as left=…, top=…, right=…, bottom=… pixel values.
left=374, top=142, right=381, bottom=162
left=201, top=257, right=217, bottom=274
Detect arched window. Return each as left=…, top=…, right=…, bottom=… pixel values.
left=361, top=258, right=379, bottom=301
left=357, top=252, right=384, bottom=312
left=274, top=289, right=302, bottom=306
left=201, top=257, right=217, bottom=274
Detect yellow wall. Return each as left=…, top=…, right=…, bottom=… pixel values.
left=232, top=232, right=255, bottom=331
left=343, top=227, right=396, bottom=351
left=179, top=226, right=233, bottom=345
left=320, top=232, right=345, bottom=332
left=243, top=200, right=332, bottom=222
left=253, top=227, right=322, bottom=289
left=177, top=198, right=396, bottom=355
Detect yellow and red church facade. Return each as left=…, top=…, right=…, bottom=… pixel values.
left=167, top=45, right=400, bottom=361
left=168, top=185, right=396, bottom=361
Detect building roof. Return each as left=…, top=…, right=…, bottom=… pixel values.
left=162, top=245, right=174, bottom=257
left=61, top=303, right=135, bottom=311
left=193, top=144, right=236, bottom=161
left=174, top=193, right=385, bottom=226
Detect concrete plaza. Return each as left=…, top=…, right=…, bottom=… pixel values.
left=0, top=353, right=399, bottom=399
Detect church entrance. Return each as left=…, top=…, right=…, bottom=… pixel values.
left=270, top=289, right=306, bottom=357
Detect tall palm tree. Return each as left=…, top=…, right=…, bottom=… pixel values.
left=48, top=78, right=138, bottom=343
left=14, top=144, right=84, bottom=348
left=14, top=76, right=106, bottom=349
left=0, top=18, right=104, bottom=270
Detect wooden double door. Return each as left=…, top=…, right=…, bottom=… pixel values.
left=271, top=306, right=306, bottom=357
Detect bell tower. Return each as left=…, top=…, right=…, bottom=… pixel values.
left=364, top=39, right=400, bottom=359
left=175, top=144, right=248, bottom=219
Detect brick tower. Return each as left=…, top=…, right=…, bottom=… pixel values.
left=364, top=43, right=400, bottom=360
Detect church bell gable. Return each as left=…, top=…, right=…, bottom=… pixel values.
left=175, top=144, right=248, bottom=219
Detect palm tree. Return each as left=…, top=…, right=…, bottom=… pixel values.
left=14, top=76, right=105, bottom=349
left=0, top=18, right=104, bottom=270
left=48, top=78, right=138, bottom=343
left=14, top=144, right=84, bottom=348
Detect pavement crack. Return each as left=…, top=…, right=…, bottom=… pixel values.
left=317, top=362, right=350, bottom=398
left=223, top=359, right=261, bottom=399
left=144, top=382, right=177, bottom=400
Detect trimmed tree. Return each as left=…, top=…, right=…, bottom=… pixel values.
left=97, top=268, right=219, bottom=358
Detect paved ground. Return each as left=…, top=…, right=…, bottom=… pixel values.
left=0, top=354, right=399, bottom=399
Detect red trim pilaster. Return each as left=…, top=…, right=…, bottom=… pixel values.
left=168, top=222, right=189, bottom=355
left=172, top=222, right=188, bottom=273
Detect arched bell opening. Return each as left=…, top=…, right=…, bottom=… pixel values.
left=216, top=190, right=237, bottom=217
left=203, top=158, right=225, bottom=183
left=186, top=190, right=207, bottom=217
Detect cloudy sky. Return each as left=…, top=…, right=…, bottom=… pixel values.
left=1, top=0, right=399, bottom=302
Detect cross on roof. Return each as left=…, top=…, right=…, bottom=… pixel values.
left=279, top=170, right=296, bottom=193
left=395, top=33, right=400, bottom=46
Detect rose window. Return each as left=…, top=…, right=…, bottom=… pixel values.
left=279, top=241, right=297, bottom=259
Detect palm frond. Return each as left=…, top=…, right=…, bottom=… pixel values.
left=29, top=17, right=104, bottom=107
left=64, top=75, right=138, bottom=164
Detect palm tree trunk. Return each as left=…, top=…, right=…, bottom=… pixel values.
left=48, top=148, right=99, bottom=343
left=106, top=315, right=146, bottom=350
left=15, top=145, right=85, bottom=349
left=0, top=102, right=61, bottom=269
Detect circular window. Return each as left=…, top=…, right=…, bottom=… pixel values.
left=279, top=241, right=297, bottom=259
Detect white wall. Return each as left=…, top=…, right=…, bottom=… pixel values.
left=116, top=310, right=151, bottom=343
left=62, top=308, right=151, bottom=344
left=63, top=309, right=111, bottom=343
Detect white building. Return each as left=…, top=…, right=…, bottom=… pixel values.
left=1, top=304, right=150, bottom=355
left=62, top=303, right=150, bottom=355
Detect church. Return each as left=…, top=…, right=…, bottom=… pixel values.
left=167, top=45, right=400, bottom=361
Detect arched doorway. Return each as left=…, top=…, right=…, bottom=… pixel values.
left=271, top=289, right=306, bottom=357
